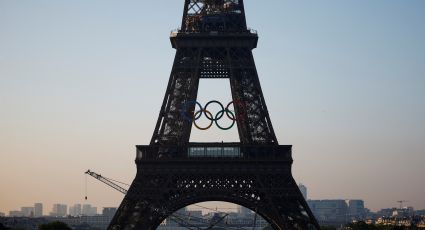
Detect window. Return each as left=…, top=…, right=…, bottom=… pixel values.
left=188, top=146, right=241, bottom=157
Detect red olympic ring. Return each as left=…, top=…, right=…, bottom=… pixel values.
left=226, top=99, right=246, bottom=121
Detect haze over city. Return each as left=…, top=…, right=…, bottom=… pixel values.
left=1, top=0, right=424, bottom=217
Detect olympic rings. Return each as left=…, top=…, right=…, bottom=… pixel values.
left=193, top=110, right=214, bottom=130
left=203, top=100, right=224, bottom=121
left=180, top=100, right=245, bottom=130
left=215, top=109, right=236, bottom=130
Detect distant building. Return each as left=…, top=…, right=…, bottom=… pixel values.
left=69, top=204, right=82, bottom=217
left=392, top=207, right=414, bottom=218
left=416, top=210, right=425, bottom=216
left=164, top=209, right=204, bottom=227
left=82, top=204, right=97, bottom=216
left=9, top=211, right=24, bottom=217
left=92, top=207, right=97, bottom=215
left=34, top=203, right=43, bottom=217
left=50, top=204, right=67, bottom=217
left=82, top=204, right=91, bottom=216
left=364, top=208, right=376, bottom=219
left=0, top=212, right=5, bottom=217
left=298, top=184, right=307, bottom=200
left=348, top=200, right=365, bottom=220
left=21, top=207, right=35, bottom=217
left=308, top=200, right=348, bottom=223
left=237, top=205, right=251, bottom=217
left=0, top=216, right=48, bottom=229
left=187, top=210, right=203, bottom=219
left=161, top=210, right=268, bottom=229
left=377, top=208, right=395, bottom=217
left=102, top=207, right=117, bottom=218
left=45, top=216, right=80, bottom=228
left=44, top=209, right=117, bottom=230
left=80, top=215, right=111, bottom=229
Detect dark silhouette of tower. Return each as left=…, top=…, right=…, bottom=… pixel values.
left=109, top=0, right=320, bottom=229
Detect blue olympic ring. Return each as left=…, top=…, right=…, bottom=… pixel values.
left=180, top=100, right=203, bottom=122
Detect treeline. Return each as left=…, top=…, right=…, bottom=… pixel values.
left=321, top=221, right=423, bottom=230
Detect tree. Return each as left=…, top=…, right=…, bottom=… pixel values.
left=346, top=221, right=380, bottom=230
left=38, top=221, right=71, bottom=230
left=346, top=221, right=409, bottom=230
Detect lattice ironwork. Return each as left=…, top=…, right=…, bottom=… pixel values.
left=110, top=151, right=319, bottom=230
left=182, top=0, right=247, bottom=33
left=150, top=45, right=277, bottom=145
left=109, top=0, right=320, bottom=229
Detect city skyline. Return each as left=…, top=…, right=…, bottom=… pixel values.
left=5, top=202, right=100, bottom=217
left=1, top=0, right=425, bottom=215
left=2, top=188, right=423, bottom=218
left=3, top=200, right=425, bottom=229
left=4, top=199, right=425, bottom=219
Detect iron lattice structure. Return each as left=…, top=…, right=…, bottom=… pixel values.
left=109, top=0, right=320, bottom=229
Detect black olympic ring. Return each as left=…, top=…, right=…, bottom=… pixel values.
left=180, top=100, right=245, bottom=130
left=203, top=100, right=225, bottom=121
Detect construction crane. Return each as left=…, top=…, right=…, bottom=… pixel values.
left=84, top=170, right=246, bottom=230
left=85, top=170, right=201, bottom=229
left=206, top=213, right=229, bottom=229
left=85, top=170, right=129, bottom=195
left=397, top=200, right=408, bottom=209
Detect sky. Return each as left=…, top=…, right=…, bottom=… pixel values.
left=1, top=0, right=425, bottom=215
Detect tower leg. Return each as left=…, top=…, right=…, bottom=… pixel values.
left=109, top=158, right=320, bottom=230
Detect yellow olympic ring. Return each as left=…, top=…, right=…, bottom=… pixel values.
left=193, top=109, right=214, bottom=130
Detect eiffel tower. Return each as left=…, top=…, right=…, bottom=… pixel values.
left=109, top=0, right=320, bottom=229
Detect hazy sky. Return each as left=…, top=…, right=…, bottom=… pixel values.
left=1, top=0, right=425, bottom=215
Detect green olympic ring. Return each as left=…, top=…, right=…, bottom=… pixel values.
left=214, top=109, right=236, bottom=130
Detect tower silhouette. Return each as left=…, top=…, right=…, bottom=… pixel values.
left=109, top=1, right=320, bottom=229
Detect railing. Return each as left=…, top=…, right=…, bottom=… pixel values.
left=136, top=143, right=292, bottom=161
left=247, top=28, right=258, bottom=34
left=170, top=28, right=257, bottom=37
left=170, top=28, right=180, bottom=37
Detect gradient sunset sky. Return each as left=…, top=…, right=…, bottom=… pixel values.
left=1, top=0, right=424, bottom=215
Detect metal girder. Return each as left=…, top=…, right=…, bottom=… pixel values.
left=109, top=158, right=320, bottom=230
left=182, top=0, right=247, bottom=33
left=151, top=45, right=277, bottom=145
